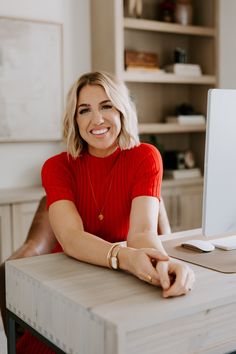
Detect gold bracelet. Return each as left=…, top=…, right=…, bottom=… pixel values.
left=106, top=243, right=119, bottom=269
left=110, top=244, right=123, bottom=270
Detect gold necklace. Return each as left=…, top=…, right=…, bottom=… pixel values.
left=86, top=152, right=120, bottom=221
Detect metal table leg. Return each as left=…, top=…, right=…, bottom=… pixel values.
left=6, top=309, right=66, bottom=354
left=7, top=310, right=16, bottom=354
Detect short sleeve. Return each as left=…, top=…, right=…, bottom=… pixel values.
left=41, top=153, right=76, bottom=208
left=131, top=144, right=163, bottom=200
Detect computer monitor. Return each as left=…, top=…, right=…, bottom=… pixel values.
left=202, top=89, right=236, bottom=237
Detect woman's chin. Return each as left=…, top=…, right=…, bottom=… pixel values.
left=88, top=142, right=118, bottom=157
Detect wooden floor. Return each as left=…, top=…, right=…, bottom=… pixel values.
left=0, top=316, right=7, bottom=354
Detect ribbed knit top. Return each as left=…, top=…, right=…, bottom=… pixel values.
left=41, top=143, right=163, bottom=247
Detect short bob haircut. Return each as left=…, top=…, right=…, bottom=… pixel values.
left=63, top=71, right=140, bottom=158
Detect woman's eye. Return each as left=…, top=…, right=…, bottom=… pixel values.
left=101, top=104, right=113, bottom=110
left=79, top=108, right=90, bottom=115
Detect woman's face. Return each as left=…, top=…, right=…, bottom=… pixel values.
left=76, top=84, right=121, bottom=157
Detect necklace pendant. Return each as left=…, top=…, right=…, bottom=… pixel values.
left=98, top=213, right=104, bottom=221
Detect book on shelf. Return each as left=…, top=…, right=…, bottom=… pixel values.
left=165, top=115, right=205, bottom=125
left=164, top=168, right=202, bottom=180
left=164, top=63, right=202, bottom=76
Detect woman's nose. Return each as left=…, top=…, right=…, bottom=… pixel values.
left=91, top=110, right=104, bottom=124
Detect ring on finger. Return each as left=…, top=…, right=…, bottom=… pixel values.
left=146, top=274, right=152, bottom=283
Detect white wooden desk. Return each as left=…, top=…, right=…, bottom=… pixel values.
left=5, top=230, right=236, bottom=354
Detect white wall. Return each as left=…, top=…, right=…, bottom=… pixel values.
left=1, top=0, right=236, bottom=189
left=218, top=0, right=236, bottom=89
left=0, top=0, right=91, bottom=189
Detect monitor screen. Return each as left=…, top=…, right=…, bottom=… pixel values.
left=203, top=89, right=236, bottom=236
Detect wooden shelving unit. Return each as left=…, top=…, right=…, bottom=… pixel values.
left=91, top=0, right=218, bottom=231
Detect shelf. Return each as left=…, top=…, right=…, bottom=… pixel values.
left=124, top=18, right=216, bottom=37
left=123, top=71, right=216, bottom=84
left=139, top=123, right=206, bottom=134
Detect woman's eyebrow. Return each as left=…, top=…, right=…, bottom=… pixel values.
left=100, top=100, right=112, bottom=104
left=78, top=103, right=90, bottom=108
left=78, top=100, right=112, bottom=108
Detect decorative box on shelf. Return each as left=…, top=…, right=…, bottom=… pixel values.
left=124, top=49, right=159, bottom=70
left=125, top=66, right=165, bottom=74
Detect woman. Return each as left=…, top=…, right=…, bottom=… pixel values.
left=16, top=71, right=195, bottom=353
left=42, top=71, right=194, bottom=292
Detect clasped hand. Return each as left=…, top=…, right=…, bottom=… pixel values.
left=127, top=248, right=195, bottom=297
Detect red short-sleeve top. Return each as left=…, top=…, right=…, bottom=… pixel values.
left=41, top=143, right=163, bottom=244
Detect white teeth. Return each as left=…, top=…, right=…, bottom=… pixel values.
left=91, top=128, right=108, bottom=135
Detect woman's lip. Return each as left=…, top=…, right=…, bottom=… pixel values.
left=90, top=128, right=109, bottom=135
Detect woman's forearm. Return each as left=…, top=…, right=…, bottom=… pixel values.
left=61, top=229, right=115, bottom=267
left=48, top=201, right=168, bottom=274
left=127, top=231, right=168, bottom=255
left=61, top=229, right=139, bottom=273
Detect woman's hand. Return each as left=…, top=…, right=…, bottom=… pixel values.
left=120, top=247, right=169, bottom=285
left=119, top=247, right=195, bottom=297
left=156, top=260, right=195, bottom=297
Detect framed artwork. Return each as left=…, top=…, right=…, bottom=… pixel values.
left=0, top=17, right=63, bottom=141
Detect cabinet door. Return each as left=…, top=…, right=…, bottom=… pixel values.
left=162, top=194, right=181, bottom=231
left=178, top=191, right=203, bottom=231
left=162, top=182, right=203, bottom=232
left=12, top=202, right=39, bottom=251
left=0, top=205, right=12, bottom=262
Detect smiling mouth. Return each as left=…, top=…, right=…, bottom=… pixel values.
left=90, top=128, right=109, bottom=135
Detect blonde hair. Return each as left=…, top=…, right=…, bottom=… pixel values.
left=63, top=71, right=140, bottom=158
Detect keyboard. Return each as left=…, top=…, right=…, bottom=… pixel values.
left=211, top=235, right=236, bottom=250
